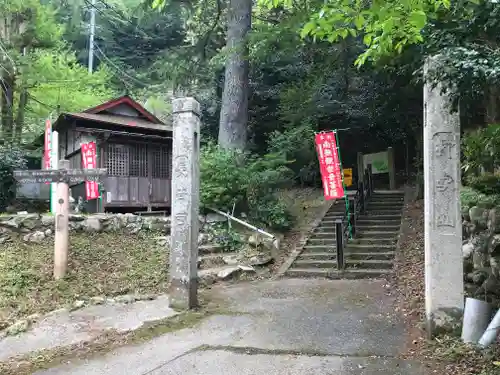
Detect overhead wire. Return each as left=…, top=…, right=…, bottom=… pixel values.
left=94, top=43, right=150, bottom=88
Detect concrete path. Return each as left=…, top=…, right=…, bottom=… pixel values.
left=35, top=279, right=424, bottom=375
left=0, top=295, right=177, bottom=362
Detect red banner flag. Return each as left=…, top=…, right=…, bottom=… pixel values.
left=43, top=120, right=52, bottom=185
left=81, top=142, right=99, bottom=200
left=315, top=131, right=345, bottom=200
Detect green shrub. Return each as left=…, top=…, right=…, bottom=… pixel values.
left=460, top=186, right=500, bottom=209
left=200, top=141, right=295, bottom=231
left=200, top=142, right=248, bottom=211
left=267, top=123, right=320, bottom=186
left=247, top=195, right=294, bottom=231
left=0, top=144, right=28, bottom=211
left=466, top=173, right=500, bottom=195
left=462, top=124, right=500, bottom=173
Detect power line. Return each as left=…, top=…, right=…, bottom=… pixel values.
left=27, top=93, right=58, bottom=110
left=83, top=0, right=153, bottom=40
left=94, top=44, right=149, bottom=87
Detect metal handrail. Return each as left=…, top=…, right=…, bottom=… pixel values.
left=334, top=165, right=373, bottom=271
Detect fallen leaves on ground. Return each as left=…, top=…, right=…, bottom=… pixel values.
left=0, top=232, right=167, bottom=327
left=391, top=199, right=500, bottom=375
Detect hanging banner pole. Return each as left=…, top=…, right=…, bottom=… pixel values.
left=50, top=131, right=59, bottom=214
left=314, top=132, right=344, bottom=200
left=334, top=130, right=352, bottom=239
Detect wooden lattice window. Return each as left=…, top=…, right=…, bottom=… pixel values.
left=69, top=152, right=81, bottom=169
left=106, top=143, right=129, bottom=176
left=151, top=144, right=170, bottom=179
left=130, top=143, right=148, bottom=177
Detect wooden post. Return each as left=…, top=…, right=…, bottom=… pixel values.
left=387, top=146, right=396, bottom=190
left=356, top=152, right=364, bottom=186
left=54, top=159, right=70, bottom=279
left=13, top=164, right=107, bottom=280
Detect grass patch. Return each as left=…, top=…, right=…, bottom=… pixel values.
left=0, top=231, right=168, bottom=328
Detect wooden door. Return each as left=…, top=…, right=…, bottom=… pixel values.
left=129, top=143, right=150, bottom=206
left=149, top=143, right=171, bottom=206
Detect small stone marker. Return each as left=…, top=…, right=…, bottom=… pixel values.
left=169, top=97, right=201, bottom=310
left=14, top=161, right=107, bottom=279
left=423, top=55, right=464, bottom=336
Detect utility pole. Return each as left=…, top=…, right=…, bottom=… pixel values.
left=88, top=0, right=96, bottom=74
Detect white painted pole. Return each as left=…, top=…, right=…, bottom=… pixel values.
left=461, top=297, right=493, bottom=344
left=478, top=308, right=500, bottom=348
left=54, top=159, right=69, bottom=280
left=50, top=131, right=59, bottom=214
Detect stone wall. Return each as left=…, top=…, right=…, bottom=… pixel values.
left=0, top=213, right=227, bottom=244
left=462, top=205, right=500, bottom=306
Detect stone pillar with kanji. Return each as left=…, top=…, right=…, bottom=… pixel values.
left=423, top=55, right=464, bottom=336
left=169, top=97, right=201, bottom=310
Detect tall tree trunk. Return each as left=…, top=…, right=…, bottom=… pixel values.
left=14, top=88, right=28, bottom=144
left=218, top=0, right=251, bottom=150
left=1, top=73, right=15, bottom=142
left=485, top=85, right=500, bottom=125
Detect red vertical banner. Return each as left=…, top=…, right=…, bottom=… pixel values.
left=315, top=131, right=345, bottom=200
left=81, top=142, right=99, bottom=200
left=44, top=119, right=52, bottom=169
left=44, top=120, right=52, bottom=184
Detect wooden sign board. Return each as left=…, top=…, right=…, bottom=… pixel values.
left=343, top=168, right=353, bottom=187
left=14, top=168, right=107, bottom=184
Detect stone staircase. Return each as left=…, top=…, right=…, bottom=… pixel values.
left=286, top=191, right=404, bottom=279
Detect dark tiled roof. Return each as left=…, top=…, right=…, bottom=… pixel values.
left=63, top=112, right=172, bottom=132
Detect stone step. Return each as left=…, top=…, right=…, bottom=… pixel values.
left=366, top=204, right=403, bottom=210
left=356, top=219, right=401, bottom=226
left=285, top=268, right=394, bottom=279
left=354, top=224, right=400, bottom=231
left=344, top=243, right=396, bottom=252
left=292, top=259, right=337, bottom=269
left=372, top=191, right=405, bottom=196
left=311, top=232, right=337, bottom=238
left=298, top=252, right=337, bottom=260
left=356, top=231, right=399, bottom=239
left=345, top=251, right=395, bottom=261
left=367, top=203, right=404, bottom=209
left=358, top=214, right=401, bottom=220
left=349, top=238, right=396, bottom=245
left=198, top=254, right=224, bottom=268
left=199, top=244, right=225, bottom=254
left=314, top=226, right=337, bottom=233
left=322, top=215, right=347, bottom=221
left=369, top=197, right=404, bottom=202
left=285, top=268, right=331, bottom=278
left=346, top=259, right=393, bottom=270
left=330, top=269, right=394, bottom=279
left=364, top=212, right=402, bottom=217
left=302, top=245, right=336, bottom=253
left=306, top=238, right=337, bottom=245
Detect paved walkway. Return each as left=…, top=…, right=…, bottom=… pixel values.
left=35, top=279, right=423, bottom=375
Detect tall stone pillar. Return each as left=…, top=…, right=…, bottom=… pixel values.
left=423, top=56, right=464, bottom=335
left=169, top=97, right=201, bottom=310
